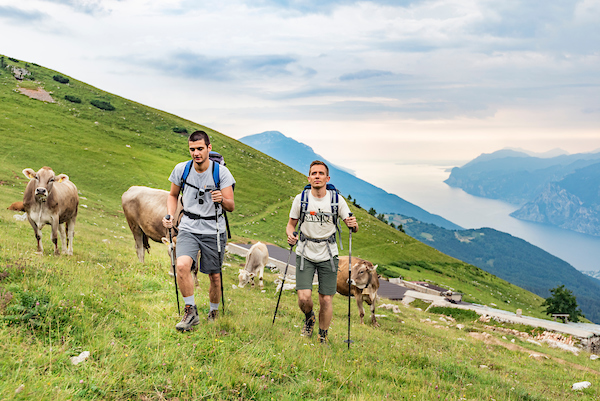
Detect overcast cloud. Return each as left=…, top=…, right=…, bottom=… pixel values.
left=0, top=0, right=598, bottom=164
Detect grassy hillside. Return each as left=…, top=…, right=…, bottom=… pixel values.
left=1, top=56, right=598, bottom=400
left=388, top=214, right=600, bottom=323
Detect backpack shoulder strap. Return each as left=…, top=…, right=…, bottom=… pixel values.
left=180, top=160, right=194, bottom=193
left=212, top=160, right=221, bottom=189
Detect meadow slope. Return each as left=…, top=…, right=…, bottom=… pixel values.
left=0, top=56, right=598, bottom=400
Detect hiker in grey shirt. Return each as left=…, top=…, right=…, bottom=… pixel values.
left=163, top=130, right=235, bottom=331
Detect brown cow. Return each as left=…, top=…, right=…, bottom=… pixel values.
left=8, top=201, right=25, bottom=211
left=337, top=256, right=380, bottom=327
left=121, top=186, right=182, bottom=263
left=22, top=167, right=79, bottom=255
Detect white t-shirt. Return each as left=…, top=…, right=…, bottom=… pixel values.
left=289, top=190, right=351, bottom=262
left=169, top=160, right=235, bottom=235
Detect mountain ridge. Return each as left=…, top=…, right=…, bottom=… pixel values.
left=240, top=131, right=463, bottom=231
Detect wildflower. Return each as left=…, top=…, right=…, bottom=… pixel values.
left=79, top=380, right=84, bottom=384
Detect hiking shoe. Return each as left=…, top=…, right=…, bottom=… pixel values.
left=318, top=329, right=328, bottom=344
left=207, top=309, right=219, bottom=322
left=175, top=305, right=200, bottom=332
left=301, top=312, right=316, bottom=337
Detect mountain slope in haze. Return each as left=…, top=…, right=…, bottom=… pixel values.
left=510, top=162, right=600, bottom=236
left=445, top=148, right=600, bottom=236
left=386, top=214, right=600, bottom=323
left=239, top=131, right=462, bottom=230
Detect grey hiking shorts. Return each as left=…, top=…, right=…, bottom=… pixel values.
left=176, top=231, right=227, bottom=274
left=295, top=255, right=339, bottom=295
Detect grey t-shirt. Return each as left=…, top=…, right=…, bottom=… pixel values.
left=169, top=160, right=236, bottom=235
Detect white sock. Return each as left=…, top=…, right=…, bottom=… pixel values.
left=183, top=295, right=195, bottom=306
left=210, top=302, right=219, bottom=311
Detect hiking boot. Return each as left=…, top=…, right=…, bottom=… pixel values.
left=318, top=328, right=328, bottom=344
left=301, top=312, right=316, bottom=337
left=207, top=309, right=219, bottom=322
left=175, top=305, right=200, bottom=332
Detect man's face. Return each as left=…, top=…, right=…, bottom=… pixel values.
left=308, top=164, right=330, bottom=189
left=189, top=139, right=212, bottom=165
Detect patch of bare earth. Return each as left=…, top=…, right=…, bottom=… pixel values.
left=18, top=87, right=55, bottom=103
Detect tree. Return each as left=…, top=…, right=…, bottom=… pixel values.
left=347, top=194, right=352, bottom=201
left=541, top=285, right=584, bottom=323
left=368, top=207, right=376, bottom=216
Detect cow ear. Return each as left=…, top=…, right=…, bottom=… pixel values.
left=56, top=174, right=69, bottom=183
left=238, top=269, right=244, bottom=274
left=370, top=264, right=378, bottom=272
left=248, top=272, right=256, bottom=278
left=161, top=237, right=169, bottom=245
left=23, top=168, right=36, bottom=180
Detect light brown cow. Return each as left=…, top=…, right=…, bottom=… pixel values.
left=8, top=201, right=25, bottom=211
left=121, top=186, right=182, bottom=263
left=337, top=256, right=380, bottom=327
left=22, top=167, right=79, bottom=255
left=238, top=242, right=269, bottom=289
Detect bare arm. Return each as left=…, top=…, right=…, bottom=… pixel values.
left=163, top=182, right=180, bottom=228
left=286, top=218, right=299, bottom=245
left=344, top=215, right=358, bottom=233
left=211, top=185, right=235, bottom=212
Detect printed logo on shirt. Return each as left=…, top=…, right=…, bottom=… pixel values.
left=304, top=209, right=333, bottom=225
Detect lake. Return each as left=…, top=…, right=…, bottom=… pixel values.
left=351, top=161, right=600, bottom=273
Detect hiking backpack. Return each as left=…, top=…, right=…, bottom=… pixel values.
left=179, top=151, right=233, bottom=238
left=297, top=183, right=343, bottom=249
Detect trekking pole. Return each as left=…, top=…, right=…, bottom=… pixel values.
left=215, top=202, right=225, bottom=316
left=165, top=215, right=181, bottom=315
left=344, top=212, right=355, bottom=349
left=272, top=231, right=297, bottom=325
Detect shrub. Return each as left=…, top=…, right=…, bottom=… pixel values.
left=65, top=95, right=82, bottom=103
left=429, top=306, right=479, bottom=322
left=91, top=100, right=115, bottom=111
left=8, top=57, right=19, bottom=63
left=53, top=74, right=69, bottom=84
left=173, top=127, right=188, bottom=134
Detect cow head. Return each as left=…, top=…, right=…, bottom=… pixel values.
left=350, top=260, right=378, bottom=289
left=238, top=269, right=255, bottom=288
left=23, top=167, right=69, bottom=202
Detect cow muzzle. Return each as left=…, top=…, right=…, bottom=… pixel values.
left=35, top=187, right=48, bottom=201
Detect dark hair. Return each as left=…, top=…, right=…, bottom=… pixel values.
left=188, top=130, right=211, bottom=145
left=309, top=160, right=329, bottom=176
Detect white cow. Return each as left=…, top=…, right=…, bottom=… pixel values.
left=238, top=242, right=269, bottom=289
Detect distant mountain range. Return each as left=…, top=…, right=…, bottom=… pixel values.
left=239, top=131, right=462, bottom=230
left=388, top=213, right=600, bottom=323
left=445, top=149, right=600, bottom=236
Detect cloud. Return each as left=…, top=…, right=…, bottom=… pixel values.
left=39, top=0, right=107, bottom=15
left=134, top=52, right=302, bottom=81
left=0, top=5, right=47, bottom=22
left=339, top=69, right=394, bottom=81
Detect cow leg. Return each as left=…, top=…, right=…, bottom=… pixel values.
left=50, top=218, right=61, bottom=256
left=58, top=223, right=68, bottom=255
left=354, top=289, right=366, bottom=325
left=132, top=226, right=145, bottom=263
left=65, top=217, right=76, bottom=256
left=29, top=219, right=44, bottom=254
left=258, top=265, right=264, bottom=289
left=368, top=296, right=380, bottom=327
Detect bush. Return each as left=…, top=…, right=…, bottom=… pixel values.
left=53, top=75, right=69, bottom=84
left=8, top=57, right=19, bottom=63
left=90, top=100, right=115, bottom=111
left=173, top=127, right=188, bottom=134
left=65, top=95, right=82, bottom=104
left=429, top=306, right=479, bottom=322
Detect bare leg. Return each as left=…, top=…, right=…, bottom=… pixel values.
left=176, top=256, right=195, bottom=297
left=319, top=294, right=334, bottom=330
left=297, top=289, right=313, bottom=314
left=208, top=272, right=221, bottom=304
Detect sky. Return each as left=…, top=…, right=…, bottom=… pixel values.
left=1, top=0, right=599, bottom=167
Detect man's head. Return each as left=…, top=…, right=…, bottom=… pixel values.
left=188, top=130, right=211, bottom=145
left=188, top=130, right=212, bottom=166
left=307, top=160, right=330, bottom=189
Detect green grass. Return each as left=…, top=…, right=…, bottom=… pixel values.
left=1, top=55, right=598, bottom=400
